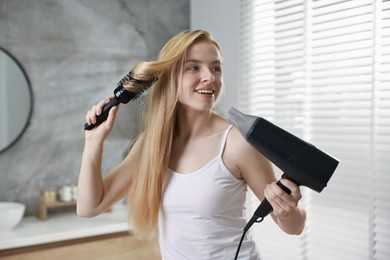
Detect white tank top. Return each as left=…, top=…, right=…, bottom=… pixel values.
left=158, top=126, right=262, bottom=260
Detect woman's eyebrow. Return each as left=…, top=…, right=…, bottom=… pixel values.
left=185, top=59, right=222, bottom=64
left=185, top=59, right=200, bottom=64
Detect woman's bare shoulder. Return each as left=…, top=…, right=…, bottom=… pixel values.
left=224, top=126, right=274, bottom=182
left=223, top=126, right=256, bottom=178
left=226, top=127, right=257, bottom=156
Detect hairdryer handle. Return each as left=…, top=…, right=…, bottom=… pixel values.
left=244, top=175, right=291, bottom=232
left=84, top=97, right=121, bottom=130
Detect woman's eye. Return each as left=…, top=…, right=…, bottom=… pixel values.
left=187, top=65, right=199, bottom=71
left=212, top=66, right=222, bottom=74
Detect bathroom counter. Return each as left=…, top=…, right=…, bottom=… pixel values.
left=0, top=205, right=128, bottom=250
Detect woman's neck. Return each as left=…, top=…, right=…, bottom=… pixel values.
left=175, top=107, right=215, bottom=139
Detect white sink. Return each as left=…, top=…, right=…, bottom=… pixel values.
left=0, top=202, right=25, bottom=230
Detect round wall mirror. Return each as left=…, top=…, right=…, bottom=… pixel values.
left=0, top=47, right=33, bottom=153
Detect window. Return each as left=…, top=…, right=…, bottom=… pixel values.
left=240, top=0, right=390, bottom=259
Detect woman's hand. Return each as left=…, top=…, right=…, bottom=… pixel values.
left=264, top=178, right=306, bottom=235
left=264, top=178, right=302, bottom=218
left=84, top=96, right=119, bottom=142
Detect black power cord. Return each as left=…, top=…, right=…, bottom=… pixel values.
left=234, top=179, right=291, bottom=259
left=234, top=217, right=264, bottom=260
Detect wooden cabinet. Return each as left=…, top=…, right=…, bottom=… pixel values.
left=0, top=232, right=161, bottom=260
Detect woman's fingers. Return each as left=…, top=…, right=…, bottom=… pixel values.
left=266, top=183, right=291, bottom=212
left=105, top=105, right=119, bottom=129
left=280, top=178, right=301, bottom=200
left=85, top=97, right=113, bottom=126
left=265, top=180, right=302, bottom=216
left=85, top=106, right=97, bottom=125
left=96, top=99, right=108, bottom=116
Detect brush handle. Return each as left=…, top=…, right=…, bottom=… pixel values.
left=244, top=175, right=291, bottom=232
left=84, top=97, right=121, bottom=130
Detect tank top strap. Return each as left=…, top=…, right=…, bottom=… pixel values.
left=218, top=125, right=233, bottom=157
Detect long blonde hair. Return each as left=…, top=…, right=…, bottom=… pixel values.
left=127, top=30, right=220, bottom=239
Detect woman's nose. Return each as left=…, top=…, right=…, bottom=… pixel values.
left=201, top=68, right=215, bottom=83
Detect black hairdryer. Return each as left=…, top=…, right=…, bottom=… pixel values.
left=227, top=107, right=339, bottom=232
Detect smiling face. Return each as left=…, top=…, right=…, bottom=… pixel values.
left=177, top=40, right=223, bottom=112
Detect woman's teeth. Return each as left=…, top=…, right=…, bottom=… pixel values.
left=195, top=89, right=215, bottom=94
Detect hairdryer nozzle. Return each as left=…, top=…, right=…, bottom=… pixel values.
left=227, top=107, right=257, bottom=139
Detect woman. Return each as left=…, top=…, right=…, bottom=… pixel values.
left=77, top=30, right=306, bottom=259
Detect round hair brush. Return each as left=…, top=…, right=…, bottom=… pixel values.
left=84, top=69, right=158, bottom=130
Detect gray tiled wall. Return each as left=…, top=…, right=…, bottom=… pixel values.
left=0, top=0, right=189, bottom=215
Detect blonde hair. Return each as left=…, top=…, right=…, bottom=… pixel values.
left=127, top=30, right=220, bottom=239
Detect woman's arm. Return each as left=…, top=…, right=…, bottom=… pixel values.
left=77, top=100, right=132, bottom=217
left=77, top=139, right=105, bottom=217
left=224, top=127, right=306, bottom=235
left=77, top=144, right=134, bottom=217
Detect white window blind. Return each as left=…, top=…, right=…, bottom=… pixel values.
left=240, top=0, right=390, bottom=259
left=374, top=1, right=390, bottom=259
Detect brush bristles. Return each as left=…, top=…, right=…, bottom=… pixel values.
left=119, top=70, right=158, bottom=94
